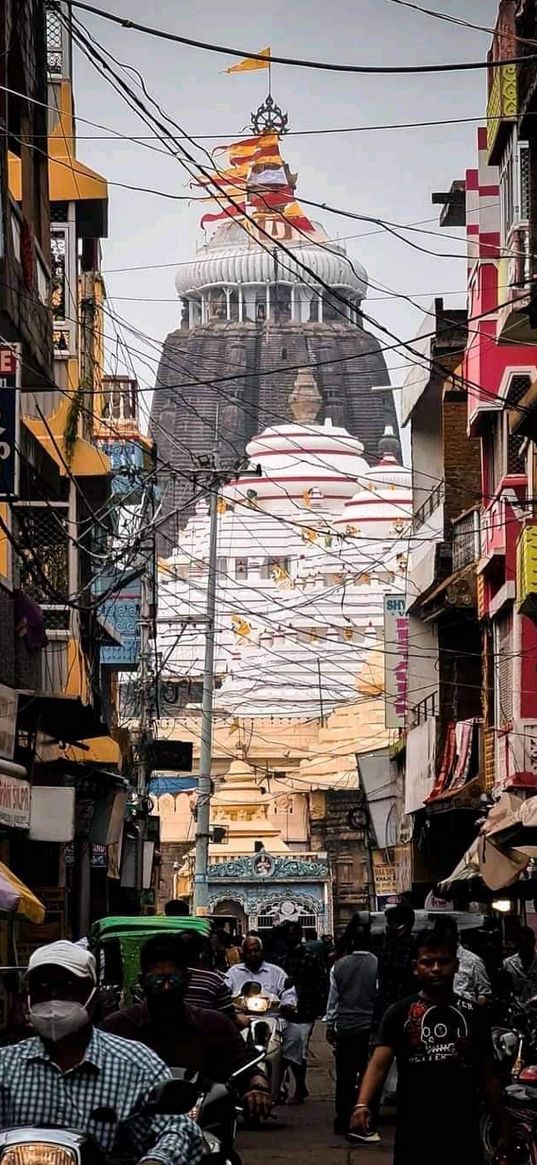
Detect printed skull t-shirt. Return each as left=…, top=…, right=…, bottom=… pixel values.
left=376, top=993, right=492, bottom=1165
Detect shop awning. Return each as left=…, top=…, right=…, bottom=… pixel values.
left=0, top=863, right=45, bottom=924
left=438, top=839, right=481, bottom=891
left=17, top=692, right=109, bottom=743
left=439, top=792, right=537, bottom=892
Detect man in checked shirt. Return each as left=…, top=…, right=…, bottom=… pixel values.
left=0, top=940, right=201, bottom=1165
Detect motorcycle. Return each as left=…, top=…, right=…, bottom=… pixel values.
left=0, top=1078, right=201, bottom=1165
left=232, top=983, right=284, bottom=1109
left=169, top=1052, right=267, bottom=1164
left=484, top=997, right=537, bottom=1162
left=482, top=1069, right=537, bottom=1165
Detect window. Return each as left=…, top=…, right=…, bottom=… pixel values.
left=337, top=861, right=354, bottom=885
left=500, top=134, right=530, bottom=243
left=494, top=610, right=513, bottom=726
left=235, top=558, right=248, bottom=579
left=15, top=502, right=70, bottom=630
left=485, top=376, right=530, bottom=494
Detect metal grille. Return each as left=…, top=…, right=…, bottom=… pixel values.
left=521, top=144, right=530, bottom=220
left=452, top=509, right=481, bottom=572
left=482, top=726, right=495, bottom=793
left=50, top=227, right=67, bottom=321
left=17, top=505, right=69, bottom=608
left=495, top=611, right=513, bottom=726
left=46, top=6, right=64, bottom=75
left=50, top=203, right=69, bottom=224
left=507, top=376, right=530, bottom=472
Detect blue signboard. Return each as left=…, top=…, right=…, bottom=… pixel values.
left=97, top=575, right=141, bottom=670
left=0, top=347, right=20, bottom=497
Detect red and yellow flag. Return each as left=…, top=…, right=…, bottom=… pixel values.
left=226, top=47, right=271, bottom=74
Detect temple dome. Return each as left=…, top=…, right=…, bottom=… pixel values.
left=225, top=368, right=371, bottom=514
left=175, top=219, right=368, bottom=300
left=334, top=450, right=412, bottom=539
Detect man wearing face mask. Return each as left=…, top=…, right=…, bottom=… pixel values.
left=102, top=935, right=271, bottom=1119
left=0, top=940, right=201, bottom=1165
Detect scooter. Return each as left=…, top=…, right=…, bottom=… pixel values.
left=232, top=983, right=284, bottom=1109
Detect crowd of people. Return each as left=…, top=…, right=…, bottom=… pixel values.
left=0, top=899, right=535, bottom=1165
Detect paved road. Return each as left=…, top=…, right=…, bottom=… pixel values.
left=239, top=1025, right=393, bottom=1165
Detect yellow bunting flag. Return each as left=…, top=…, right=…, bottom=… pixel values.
left=226, top=47, right=271, bottom=73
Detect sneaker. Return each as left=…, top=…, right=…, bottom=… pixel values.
left=346, top=1131, right=381, bottom=1145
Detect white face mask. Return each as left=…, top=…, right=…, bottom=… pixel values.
left=29, top=988, right=96, bottom=1042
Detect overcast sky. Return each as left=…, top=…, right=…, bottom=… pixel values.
left=72, top=0, right=500, bottom=429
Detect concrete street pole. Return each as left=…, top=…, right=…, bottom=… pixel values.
left=193, top=478, right=219, bottom=914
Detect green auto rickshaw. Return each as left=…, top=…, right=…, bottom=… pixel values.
left=89, top=914, right=212, bottom=1012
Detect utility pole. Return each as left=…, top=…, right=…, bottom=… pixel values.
left=193, top=473, right=219, bottom=914
left=192, top=446, right=261, bottom=915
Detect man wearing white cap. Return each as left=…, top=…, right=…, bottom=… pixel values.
left=0, top=940, right=201, bottom=1165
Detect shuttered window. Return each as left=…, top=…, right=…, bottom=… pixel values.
left=494, top=611, right=513, bottom=726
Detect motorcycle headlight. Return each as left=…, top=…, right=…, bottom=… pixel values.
left=247, top=997, right=269, bottom=1013
left=2, top=1147, right=77, bottom=1165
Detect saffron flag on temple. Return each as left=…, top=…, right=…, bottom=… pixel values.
left=200, top=203, right=246, bottom=229
left=226, top=47, right=271, bottom=73
left=283, top=201, right=316, bottom=232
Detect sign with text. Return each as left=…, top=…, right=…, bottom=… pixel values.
left=0, top=772, right=30, bottom=829
left=384, top=595, right=409, bottom=728
left=372, top=848, right=398, bottom=901
left=0, top=347, right=20, bottom=498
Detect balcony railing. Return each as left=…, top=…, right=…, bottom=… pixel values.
left=517, top=522, right=537, bottom=617
left=411, top=691, right=437, bottom=726
left=413, top=481, right=444, bottom=531
left=452, top=507, right=481, bottom=572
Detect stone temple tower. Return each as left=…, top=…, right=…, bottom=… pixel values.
left=151, top=101, right=400, bottom=553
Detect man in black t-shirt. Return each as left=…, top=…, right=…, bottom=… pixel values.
left=350, top=928, right=510, bottom=1165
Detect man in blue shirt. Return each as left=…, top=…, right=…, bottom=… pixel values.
left=0, top=940, right=201, bottom=1165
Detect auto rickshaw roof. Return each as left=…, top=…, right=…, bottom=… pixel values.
left=90, top=915, right=212, bottom=940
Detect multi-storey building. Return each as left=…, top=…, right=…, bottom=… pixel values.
left=0, top=2, right=137, bottom=945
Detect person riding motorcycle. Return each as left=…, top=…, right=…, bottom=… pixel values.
left=0, top=940, right=202, bottom=1165
left=102, top=934, right=271, bottom=1121
left=225, top=936, right=305, bottom=1091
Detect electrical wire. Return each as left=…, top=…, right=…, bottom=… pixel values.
left=64, top=0, right=537, bottom=75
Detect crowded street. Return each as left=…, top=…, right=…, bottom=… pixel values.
left=241, top=1027, right=392, bottom=1165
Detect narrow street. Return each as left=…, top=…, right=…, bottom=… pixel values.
left=240, top=1027, right=393, bottom=1165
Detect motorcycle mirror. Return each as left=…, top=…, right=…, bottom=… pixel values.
left=148, top=1078, right=202, bottom=1115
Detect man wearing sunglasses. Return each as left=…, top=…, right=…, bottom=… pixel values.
left=102, top=935, right=271, bottom=1120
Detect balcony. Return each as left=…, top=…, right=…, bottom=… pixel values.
left=452, top=507, right=481, bottom=572
left=411, top=691, right=437, bottom=727
left=517, top=522, right=537, bottom=617
left=497, top=225, right=533, bottom=343
left=487, top=64, right=517, bottom=163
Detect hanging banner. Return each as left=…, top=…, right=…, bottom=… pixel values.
left=383, top=595, right=408, bottom=728
left=0, top=346, right=20, bottom=498
left=372, top=848, right=399, bottom=909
